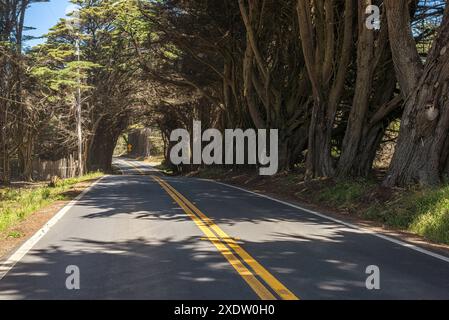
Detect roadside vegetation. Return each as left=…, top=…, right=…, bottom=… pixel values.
left=313, top=179, right=449, bottom=244
left=0, top=172, right=103, bottom=236
left=189, top=168, right=449, bottom=245
left=364, top=186, right=449, bottom=244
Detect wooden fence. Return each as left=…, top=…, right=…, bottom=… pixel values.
left=32, top=155, right=78, bottom=181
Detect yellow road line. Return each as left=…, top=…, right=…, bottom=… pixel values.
left=153, top=176, right=276, bottom=300
left=153, top=175, right=299, bottom=300
left=122, top=159, right=298, bottom=300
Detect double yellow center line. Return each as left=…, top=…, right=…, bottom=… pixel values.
left=123, top=160, right=298, bottom=300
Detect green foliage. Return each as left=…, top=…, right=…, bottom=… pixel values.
left=0, top=172, right=103, bottom=234
left=410, top=193, right=449, bottom=244
left=317, top=180, right=449, bottom=244
left=364, top=186, right=449, bottom=244
left=30, top=60, right=99, bottom=91
left=7, top=231, right=23, bottom=239
left=27, top=0, right=150, bottom=98
left=22, top=0, right=155, bottom=161
left=315, top=180, right=375, bottom=210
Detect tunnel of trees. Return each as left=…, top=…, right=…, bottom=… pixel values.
left=0, top=0, right=448, bottom=187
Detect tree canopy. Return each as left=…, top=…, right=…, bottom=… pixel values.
left=1, top=0, right=448, bottom=187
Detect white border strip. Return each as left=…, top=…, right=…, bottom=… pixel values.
left=202, top=179, right=449, bottom=264
left=0, top=175, right=108, bottom=281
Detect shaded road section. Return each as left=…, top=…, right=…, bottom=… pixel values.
left=1, top=158, right=449, bottom=299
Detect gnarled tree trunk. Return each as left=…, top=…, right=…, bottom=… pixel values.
left=297, top=0, right=354, bottom=178
left=87, top=115, right=129, bottom=173
left=384, top=2, right=449, bottom=186
left=337, top=0, right=376, bottom=176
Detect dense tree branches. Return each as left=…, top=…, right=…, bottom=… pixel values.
left=0, top=0, right=48, bottom=182
left=1, top=0, right=448, bottom=187
left=140, top=0, right=447, bottom=185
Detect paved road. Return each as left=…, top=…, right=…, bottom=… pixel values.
left=1, top=158, right=449, bottom=300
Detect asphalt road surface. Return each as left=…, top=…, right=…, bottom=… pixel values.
left=1, top=158, right=449, bottom=300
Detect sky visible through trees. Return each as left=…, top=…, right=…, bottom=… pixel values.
left=24, top=0, right=70, bottom=48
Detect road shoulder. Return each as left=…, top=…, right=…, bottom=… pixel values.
left=183, top=170, right=449, bottom=259
left=0, top=176, right=105, bottom=262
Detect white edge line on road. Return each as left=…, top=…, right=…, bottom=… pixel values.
left=0, top=175, right=109, bottom=281
left=200, top=178, right=449, bottom=264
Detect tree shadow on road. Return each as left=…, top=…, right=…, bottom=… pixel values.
left=2, top=175, right=449, bottom=299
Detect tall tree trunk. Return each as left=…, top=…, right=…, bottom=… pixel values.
left=353, top=123, right=388, bottom=177
left=297, top=0, right=354, bottom=178
left=297, top=0, right=334, bottom=178
left=442, top=136, right=449, bottom=179
left=239, top=0, right=312, bottom=171
left=384, top=3, right=449, bottom=186
left=384, top=0, right=423, bottom=99
left=0, top=0, right=28, bottom=184
left=18, top=131, right=33, bottom=181
left=305, top=101, right=335, bottom=177
left=87, top=115, right=129, bottom=173
left=338, top=0, right=375, bottom=176
left=350, top=94, right=403, bottom=177
left=0, top=122, right=10, bottom=185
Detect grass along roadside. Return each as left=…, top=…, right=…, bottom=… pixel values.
left=362, top=186, right=449, bottom=244
left=0, top=172, right=104, bottom=238
left=188, top=168, right=449, bottom=246
left=309, top=179, right=449, bottom=244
